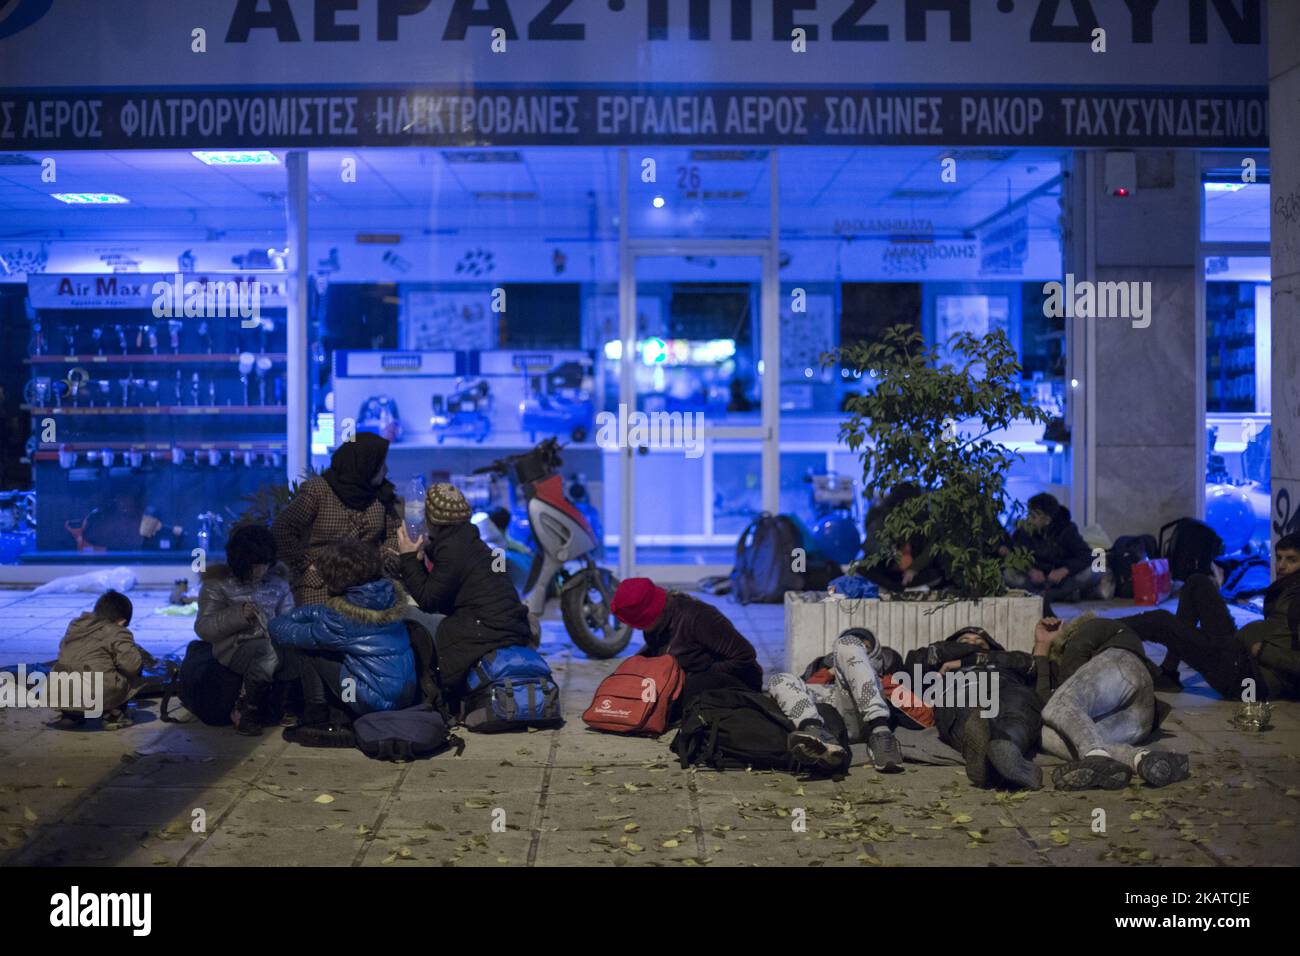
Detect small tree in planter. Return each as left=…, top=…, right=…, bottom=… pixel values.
left=831, top=324, right=1050, bottom=598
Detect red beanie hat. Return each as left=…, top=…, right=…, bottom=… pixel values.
left=611, top=578, right=667, bottom=631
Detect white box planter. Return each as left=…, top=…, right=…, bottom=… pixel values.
left=784, top=591, right=1045, bottom=672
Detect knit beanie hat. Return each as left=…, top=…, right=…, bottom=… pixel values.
left=424, top=483, right=471, bottom=526
left=611, top=577, right=668, bottom=631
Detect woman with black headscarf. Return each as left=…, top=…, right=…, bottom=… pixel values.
left=272, top=432, right=404, bottom=605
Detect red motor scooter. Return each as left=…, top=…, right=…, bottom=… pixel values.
left=473, top=438, right=631, bottom=658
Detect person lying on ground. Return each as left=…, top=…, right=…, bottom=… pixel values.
left=194, top=523, right=295, bottom=736
left=1027, top=614, right=1190, bottom=791
left=269, top=541, right=417, bottom=743
left=271, top=432, right=403, bottom=606
left=396, top=483, right=532, bottom=699
left=902, top=627, right=1044, bottom=791
left=1000, top=492, right=1098, bottom=606
left=1121, top=532, right=1300, bottom=701
left=611, top=577, right=762, bottom=718
left=50, top=590, right=154, bottom=730
left=767, top=627, right=905, bottom=774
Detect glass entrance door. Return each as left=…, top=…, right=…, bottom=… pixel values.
left=610, top=243, right=778, bottom=580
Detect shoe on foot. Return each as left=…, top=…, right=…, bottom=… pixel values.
left=867, top=727, right=904, bottom=773
left=52, top=711, right=87, bottom=729
left=1052, top=754, right=1133, bottom=791
left=787, top=723, right=847, bottom=772
left=1136, top=751, right=1190, bottom=788
left=101, top=708, right=133, bottom=731
left=958, top=715, right=993, bottom=788
left=230, top=704, right=263, bottom=736
left=1153, top=667, right=1183, bottom=691
left=988, top=739, right=1043, bottom=791
left=283, top=723, right=356, bottom=748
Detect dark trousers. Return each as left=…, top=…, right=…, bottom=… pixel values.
left=279, top=647, right=349, bottom=716
left=936, top=677, right=1042, bottom=758
left=1123, top=574, right=1256, bottom=700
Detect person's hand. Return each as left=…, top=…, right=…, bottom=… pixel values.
left=1028, top=568, right=1047, bottom=585
left=242, top=602, right=260, bottom=622
left=1249, top=641, right=1265, bottom=658
left=396, top=523, right=425, bottom=556
left=939, top=659, right=963, bottom=674
left=901, top=569, right=916, bottom=587
left=997, top=545, right=1011, bottom=558
left=1047, top=567, right=1070, bottom=584
left=1034, top=616, right=1062, bottom=650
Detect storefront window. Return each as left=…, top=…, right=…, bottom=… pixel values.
left=2, top=149, right=289, bottom=561
left=777, top=147, right=1069, bottom=520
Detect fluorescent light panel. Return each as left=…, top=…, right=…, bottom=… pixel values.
left=192, top=150, right=280, bottom=166
left=51, top=193, right=129, bottom=204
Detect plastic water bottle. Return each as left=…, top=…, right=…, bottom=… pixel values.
left=404, top=476, right=426, bottom=538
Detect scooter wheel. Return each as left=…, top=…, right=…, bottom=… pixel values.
left=561, top=569, right=632, bottom=659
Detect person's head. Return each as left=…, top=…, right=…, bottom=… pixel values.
left=424, top=482, right=471, bottom=529
left=316, top=540, right=383, bottom=595
left=1026, top=492, right=1061, bottom=529
left=611, top=577, right=668, bottom=631
left=329, top=432, right=390, bottom=484
left=1277, top=533, right=1300, bottom=578
left=93, top=590, right=133, bottom=627
left=226, top=523, right=277, bottom=583
left=948, top=625, right=996, bottom=652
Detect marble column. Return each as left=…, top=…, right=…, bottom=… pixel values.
left=1270, top=2, right=1300, bottom=557
left=1090, top=152, right=1202, bottom=539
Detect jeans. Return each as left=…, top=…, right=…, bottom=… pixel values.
left=1040, top=648, right=1154, bottom=768
left=1123, top=573, right=1257, bottom=701
left=226, top=638, right=284, bottom=686
left=1004, top=565, right=1099, bottom=604
left=936, top=678, right=1042, bottom=758
left=768, top=633, right=890, bottom=744
left=278, top=647, right=348, bottom=714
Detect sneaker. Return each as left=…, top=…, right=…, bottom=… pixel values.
left=958, top=715, right=993, bottom=788
left=101, top=708, right=133, bottom=731
left=283, top=723, right=356, bottom=748
left=1136, top=751, right=1190, bottom=788
left=52, top=711, right=86, bottom=729
left=787, top=723, right=847, bottom=772
left=988, top=739, right=1043, bottom=791
left=1096, top=571, right=1117, bottom=600
left=1154, top=666, right=1183, bottom=691
left=867, top=727, right=904, bottom=773
left=230, top=704, right=263, bottom=737
left=1052, top=754, right=1133, bottom=791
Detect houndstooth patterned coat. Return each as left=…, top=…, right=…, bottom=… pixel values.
left=271, top=475, right=404, bottom=605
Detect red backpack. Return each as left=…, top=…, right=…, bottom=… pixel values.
left=582, top=654, right=684, bottom=736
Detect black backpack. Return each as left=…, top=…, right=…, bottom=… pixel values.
left=1109, top=534, right=1158, bottom=598
left=670, top=688, right=843, bottom=773
left=162, top=640, right=242, bottom=725
left=1158, top=518, right=1223, bottom=582
left=731, top=513, right=807, bottom=604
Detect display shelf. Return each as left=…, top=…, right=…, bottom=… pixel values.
left=26, top=353, right=288, bottom=365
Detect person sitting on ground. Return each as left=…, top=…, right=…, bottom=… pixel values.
left=272, top=432, right=404, bottom=606
left=270, top=541, right=418, bottom=743
left=194, top=523, right=295, bottom=736
left=1122, top=532, right=1300, bottom=701
left=611, top=577, right=762, bottom=718
left=903, top=627, right=1044, bottom=791
left=1000, top=492, right=1098, bottom=606
left=1019, top=614, right=1190, bottom=790
left=858, top=483, right=948, bottom=593
left=50, top=590, right=154, bottom=730
left=396, top=483, right=532, bottom=699
left=767, top=627, right=905, bottom=774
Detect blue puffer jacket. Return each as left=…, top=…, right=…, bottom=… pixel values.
left=269, top=578, right=417, bottom=715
